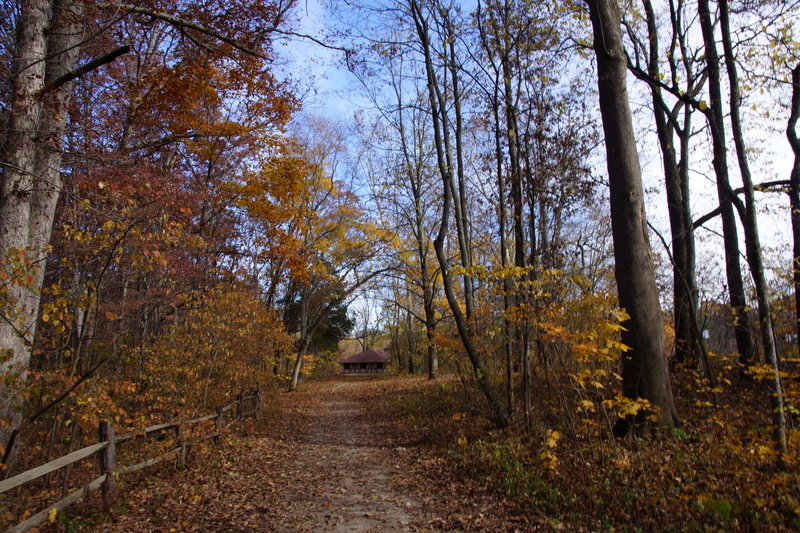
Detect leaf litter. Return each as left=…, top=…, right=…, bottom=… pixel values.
left=82, top=376, right=529, bottom=532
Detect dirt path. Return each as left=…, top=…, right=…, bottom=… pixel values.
left=86, top=377, right=519, bottom=532
left=264, top=380, right=426, bottom=532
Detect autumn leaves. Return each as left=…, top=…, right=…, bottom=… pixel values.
left=0, top=0, right=377, bottom=474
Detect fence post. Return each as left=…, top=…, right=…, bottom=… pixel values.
left=254, top=389, right=261, bottom=420
left=215, top=406, right=223, bottom=442
left=176, top=422, right=186, bottom=467
left=98, top=421, right=116, bottom=513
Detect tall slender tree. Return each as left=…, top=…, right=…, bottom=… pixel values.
left=788, top=63, right=800, bottom=347
left=409, top=0, right=509, bottom=425
left=638, top=0, right=702, bottom=364
left=584, top=0, right=678, bottom=433
left=695, top=0, right=756, bottom=372
left=717, top=0, right=786, bottom=457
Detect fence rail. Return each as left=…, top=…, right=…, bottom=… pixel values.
left=1, top=389, right=262, bottom=533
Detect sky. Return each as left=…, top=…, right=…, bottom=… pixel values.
left=275, top=0, right=797, bottom=308
left=275, top=0, right=365, bottom=121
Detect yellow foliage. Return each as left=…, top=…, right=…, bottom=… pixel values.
left=539, top=429, right=561, bottom=471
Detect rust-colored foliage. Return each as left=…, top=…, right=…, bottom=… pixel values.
left=0, top=0, right=312, bottom=524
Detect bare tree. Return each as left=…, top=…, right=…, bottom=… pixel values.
left=717, top=0, right=786, bottom=458
left=352, top=298, right=382, bottom=352
left=788, top=63, right=800, bottom=349
left=409, top=0, right=509, bottom=425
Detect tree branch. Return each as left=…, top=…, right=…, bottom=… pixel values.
left=693, top=180, right=791, bottom=229
left=95, top=3, right=271, bottom=59
left=48, top=45, right=130, bottom=89
left=626, top=55, right=708, bottom=116
left=270, top=28, right=352, bottom=55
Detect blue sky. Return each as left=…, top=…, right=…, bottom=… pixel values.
left=276, top=0, right=796, bottom=300
left=276, top=0, right=366, bottom=121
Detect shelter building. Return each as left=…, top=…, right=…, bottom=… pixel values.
left=340, top=349, right=388, bottom=374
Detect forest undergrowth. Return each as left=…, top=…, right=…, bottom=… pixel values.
left=390, top=367, right=800, bottom=532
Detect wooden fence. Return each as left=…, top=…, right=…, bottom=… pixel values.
left=0, top=389, right=262, bottom=533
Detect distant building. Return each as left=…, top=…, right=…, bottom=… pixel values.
left=340, top=349, right=388, bottom=374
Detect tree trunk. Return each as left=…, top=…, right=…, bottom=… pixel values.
left=696, top=0, right=756, bottom=372
left=447, top=19, right=475, bottom=321
left=288, top=289, right=310, bottom=391
left=389, top=293, right=402, bottom=371
left=498, top=19, right=532, bottom=432
left=406, top=306, right=416, bottom=374
left=641, top=0, right=698, bottom=365
left=423, top=292, right=438, bottom=379
left=673, top=0, right=703, bottom=370
left=493, top=98, right=514, bottom=415
left=289, top=339, right=309, bottom=392
left=476, top=0, right=515, bottom=417
left=787, top=63, right=800, bottom=351
left=585, top=0, right=678, bottom=433
left=410, top=0, right=509, bottom=427
left=402, top=93, right=438, bottom=380
left=1, top=0, right=84, bottom=456
left=718, top=0, right=786, bottom=458
left=678, top=104, right=701, bottom=365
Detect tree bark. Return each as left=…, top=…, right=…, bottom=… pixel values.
left=788, top=63, right=800, bottom=351
left=1, top=0, right=84, bottom=456
left=696, top=0, right=756, bottom=371
left=718, top=0, right=786, bottom=458
left=641, top=0, right=699, bottom=365
left=585, top=0, right=678, bottom=433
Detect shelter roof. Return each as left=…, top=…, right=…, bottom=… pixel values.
left=340, top=349, right=389, bottom=364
